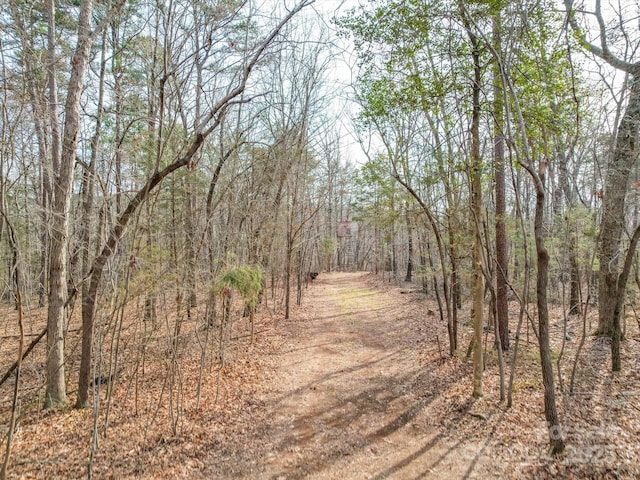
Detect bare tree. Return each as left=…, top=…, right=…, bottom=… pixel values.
left=76, top=0, right=315, bottom=408
left=46, top=0, right=125, bottom=408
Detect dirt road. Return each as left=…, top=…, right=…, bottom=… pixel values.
left=205, top=272, right=489, bottom=479
left=7, top=272, right=640, bottom=478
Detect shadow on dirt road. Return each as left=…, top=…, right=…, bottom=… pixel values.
left=206, top=272, right=489, bottom=479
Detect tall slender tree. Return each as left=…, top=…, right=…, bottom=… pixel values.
left=493, top=12, right=509, bottom=351
left=46, top=0, right=124, bottom=408
left=460, top=3, right=485, bottom=398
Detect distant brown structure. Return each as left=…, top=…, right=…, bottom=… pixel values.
left=337, top=221, right=352, bottom=238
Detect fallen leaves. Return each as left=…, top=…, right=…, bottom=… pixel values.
left=1, top=273, right=640, bottom=478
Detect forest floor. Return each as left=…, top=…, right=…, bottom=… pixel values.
left=1, top=271, right=640, bottom=479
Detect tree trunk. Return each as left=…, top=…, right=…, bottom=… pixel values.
left=285, top=226, right=293, bottom=320
left=597, top=74, right=640, bottom=335
left=43, top=0, right=65, bottom=406
left=534, top=173, right=565, bottom=454
left=493, top=14, right=509, bottom=351
left=469, top=31, right=483, bottom=399
left=46, top=0, right=97, bottom=408
left=405, top=215, right=413, bottom=282
left=73, top=30, right=107, bottom=409
left=611, top=223, right=640, bottom=371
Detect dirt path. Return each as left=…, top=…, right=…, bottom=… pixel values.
left=206, top=272, right=489, bottom=479
left=5, top=271, right=640, bottom=478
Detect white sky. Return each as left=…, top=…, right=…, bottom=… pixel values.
left=312, top=0, right=370, bottom=166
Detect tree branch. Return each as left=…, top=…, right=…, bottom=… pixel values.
left=563, top=0, right=638, bottom=73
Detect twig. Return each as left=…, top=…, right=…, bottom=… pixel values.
left=1, top=213, right=25, bottom=480
left=0, top=328, right=46, bottom=389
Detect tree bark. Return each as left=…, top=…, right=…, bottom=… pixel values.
left=493, top=14, right=509, bottom=351
left=534, top=173, right=565, bottom=454
left=597, top=75, right=640, bottom=335
left=611, top=223, right=640, bottom=371
left=405, top=215, right=413, bottom=282
left=46, top=0, right=97, bottom=408
left=563, top=0, right=640, bottom=335
left=469, top=30, right=484, bottom=399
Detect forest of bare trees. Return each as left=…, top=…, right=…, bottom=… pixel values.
left=0, top=0, right=639, bottom=477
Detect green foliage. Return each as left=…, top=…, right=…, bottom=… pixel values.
left=216, top=265, right=264, bottom=309
left=352, top=156, right=401, bottom=227
left=129, top=245, right=173, bottom=297
left=321, top=236, right=337, bottom=257
left=337, top=0, right=467, bottom=122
